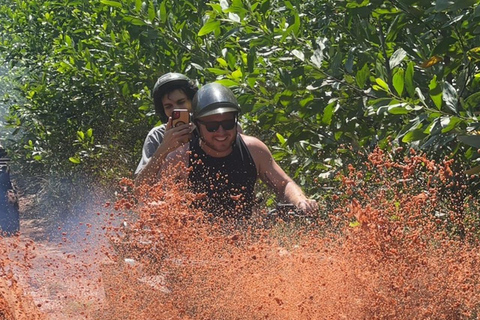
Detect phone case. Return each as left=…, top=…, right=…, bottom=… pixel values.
left=171, top=109, right=190, bottom=127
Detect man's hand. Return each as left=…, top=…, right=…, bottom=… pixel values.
left=162, top=119, right=195, bottom=153
left=296, top=199, right=318, bottom=215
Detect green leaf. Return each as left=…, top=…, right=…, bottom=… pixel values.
left=356, top=63, right=370, bottom=89
left=148, top=1, right=155, bottom=22
left=123, top=16, right=147, bottom=26
left=388, top=105, right=409, bottom=115
left=402, top=129, right=426, bottom=143
left=349, top=221, right=360, bottom=228
left=405, top=61, right=415, bottom=98
left=69, top=157, right=81, bottom=164
left=100, top=0, right=122, bottom=8
left=458, top=135, right=480, bottom=149
left=322, top=101, right=336, bottom=125
left=428, top=75, right=442, bottom=110
left=440, top=116, right=460, bottom=133
left=375, top=78, right=389, bottom=91
left=135, top=0, right=142, bottom=11
left=206, top=68, right=230, bottom=75
left=392, top=69, right=404, bottom=97
left=215, top=79, right=238, bottom=86
left=198, top=19, right=221, bottom=36
left=467, top=47, right=480, bottom=62
left=159, top=1, right=167, bottom=23
left=231, top=69, right=243, bottom=80
left=276, top=132, right=286, bottom=145
left=465, top=92, right=480, bottom=108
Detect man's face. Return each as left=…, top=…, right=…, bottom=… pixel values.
left=197, top=112, right=237, bottom=157
left=162, top=89, right=192, bottom=118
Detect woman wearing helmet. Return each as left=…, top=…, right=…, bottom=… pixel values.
left=134, top=73, right=198, bottom=187
left=159, top=83, right=318, bottom=218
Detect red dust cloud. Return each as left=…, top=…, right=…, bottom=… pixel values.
left=2, top=148, right=480, bottom=319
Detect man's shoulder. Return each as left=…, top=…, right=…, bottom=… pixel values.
left=240, top=134, right=267, bottom=149
left=148, top=123, right=167, bottom=135
left=144, top=124, right=167, bottom=142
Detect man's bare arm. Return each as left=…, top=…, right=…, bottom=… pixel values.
left=245, top=135, right=318, bottom=214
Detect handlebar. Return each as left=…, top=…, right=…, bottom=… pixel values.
left=265, top=203, right=315, bottom=225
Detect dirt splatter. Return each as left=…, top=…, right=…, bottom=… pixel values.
left=3, top=148, right=480, bottom=319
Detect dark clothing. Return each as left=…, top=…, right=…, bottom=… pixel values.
left=0, top=165, right=19, bottom=235
left=188, top=134, right=257, bottom=218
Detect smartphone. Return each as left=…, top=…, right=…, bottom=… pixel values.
left=170, top=109, right=190, bottom=127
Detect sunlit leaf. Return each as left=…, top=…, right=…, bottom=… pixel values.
left=443, top=82, right=458, bottom=113
left=198, top=19, right=220, bottom=36
left=375, top=78, right=389, bottom=91
left=100, top=0, right=122, bottom=8
left=311, top=49, right=323, bottom=69
left=231, top=69, right=243, bottom=80
left=393, top=69, right=404, bottom=97
left=389, top=48, right=407, bottom=69
left=292, top=50, right=304, bottom=61
left=215, top=79, right=238, bottom=86
left=276, top=132, right=286, bottom=145
left=159, top=1, right=167, bottom=23
left=349, top=221, right=360, bottom=228
left=440, top=116, right=460, bottom=133
left=69, top=157, right=81, bottom=164
left=467, top=47, right=480, bottom=61
left=388, top=105, right=409, bottom=114
left=415, top=87, right=426, bottom=103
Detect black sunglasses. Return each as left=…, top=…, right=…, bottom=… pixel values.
left=197, top=119, right=237, bottom=132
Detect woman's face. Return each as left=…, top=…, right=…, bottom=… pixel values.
left=162, top=89, right=192, bottom=118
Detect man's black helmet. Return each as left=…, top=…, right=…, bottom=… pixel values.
left=192, top=83, right=241, bottom=120
left=152, top=72, right=197, bottom=122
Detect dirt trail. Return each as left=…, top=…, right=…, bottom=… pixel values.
left=1, top=195, right=111, bottom=319
left=0, top=266, right=44, bottom=320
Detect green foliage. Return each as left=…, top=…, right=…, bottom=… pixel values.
left=0, top=0, right=479, bottom=199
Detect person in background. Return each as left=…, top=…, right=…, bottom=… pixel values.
left=0, top=145, right=19, bottom=235
left=134, top=73, right=197, bottom=187
left=160, top=83, right=318, bottom=219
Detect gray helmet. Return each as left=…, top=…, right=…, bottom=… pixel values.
left=192, top=83, right=241, bottom=120
left=152, top=73, right=198, bottom=122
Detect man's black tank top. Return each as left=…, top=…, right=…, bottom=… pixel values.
left=188, top=134, right=257, bottom=218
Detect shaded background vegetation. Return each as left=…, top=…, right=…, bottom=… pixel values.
left=0, top=0, right=479, bottom=212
